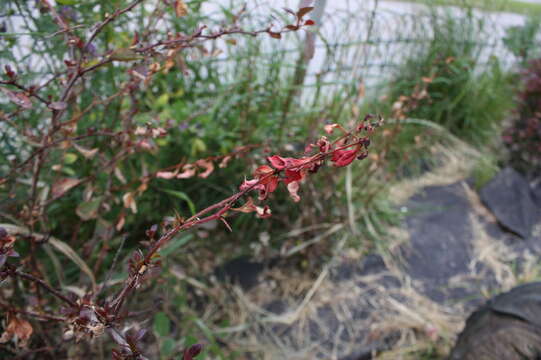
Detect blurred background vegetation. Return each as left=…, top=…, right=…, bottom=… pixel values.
left=1, top=0, right=541, bottom=358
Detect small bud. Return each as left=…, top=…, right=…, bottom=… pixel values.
left=4, top=65, right=15, bottom=79
left=146, top=224, right=158, bottom=239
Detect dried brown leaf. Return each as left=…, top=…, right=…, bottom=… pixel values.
left=175, top=0, right=188, bottom=17
left=52, top=178, right=81, bottom=198
left=73, top=143, right=98, bottom=159
left=0, top=316, right=33, bottom=348
left=122, top=192, right=137, bottom=214
left=0, top=87, right=32, bottom=109
left=48, top=101, right=68, bottom=111
left=297, top=6, right=314, bottom=19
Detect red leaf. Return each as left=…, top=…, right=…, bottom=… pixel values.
left=331, top=149, right=358, bottom=167
left=254, top=165, right=274, bottom=182
left=267, top=155, right=314, bottom=170
left=304, top=19, right=315, bottom=26
left=267, top=155, right=287, bottom=170
left=296, top=7, right=314, bottom=19
left=268, top=31, right=282, bottom=39
left=255, top=205, right=272, bottom=218
left=316, top=136, right=331, bottom=153
left=284, top=169, right=303, bottom=184
left=239, top=178, right=263, bottom=192
left=4, top=65, right=16, bottom=78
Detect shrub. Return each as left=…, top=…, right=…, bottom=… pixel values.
left=1, top=1, right=363, bottom=358
left=503, top=58, right=541, bottom=177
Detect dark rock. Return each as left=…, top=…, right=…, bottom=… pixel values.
left=532, top=180, right=541, bottom=208
left=331, top=253, right=387, bottom=282
left=339, top=349, right=373, bottom=360
left=402, top=183, right=475, bottom=302
left=264, top=300, right=288, bottom=315
left=214, top=256, right=264, bottom=290
left=450, top=282, right=541, bottom=360
left=359, top=254, right=387, bottom=275
left=488, top=282, right=541, bottom=328
left=479, top=167, right=540, bottom=239
left=338, top=332, right=400, bottom=360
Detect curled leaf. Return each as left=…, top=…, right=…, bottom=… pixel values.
left=331, top=148, right=358, bottom=167
left=73, top=143, right=98, bottom=159
left=177, top=164, right=196, bottom=179
left=324, top=123, right=342, bottom=134
left=287, top=181, right=301, bottom=202
left=156, top=171, right=178, bottom=179
left=196, top=159, right=214, bottom=178
left=219, top=155, right=232, bottom=168
left=0, top=315, right=33, bottom=348
left=122, top=192, right=137, bottom=214
left=48, top=101, right=68, bottom=111
left=0, top=87, right=32, bottom=109
left=231, top=197, right=257, bottom=213
left=175, top=0, right=188, bottom=17
left=297, top=6, right=314, bottom=19
left=52, top=177, right=81, bottom=198
left=256, top=205, right=272, bottom=219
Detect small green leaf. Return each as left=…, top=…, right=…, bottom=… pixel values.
left=109, top=48, right=144, bottom=62
left=153, top=312, right=170, bottom=337
left=191, top=138, right=207, bottom=156
left=56, top=0, right=78, bottom=4
left=156, top=93, right=170, bottom=108
left=61, top=167, right=76, bottom=176
left=64, top=153, right=78, bottom=164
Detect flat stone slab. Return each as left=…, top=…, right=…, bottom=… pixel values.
left=479, top=167, right=540, bottom=239
left=402, top=183, right=476, bottom=302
